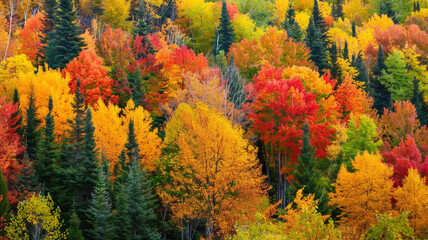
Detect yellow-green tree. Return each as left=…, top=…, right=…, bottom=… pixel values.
left=102, top=0, right=131, bottom=31
left=394, top=168, right=428, bottom=238
left=158, top=103, right=267, bottom=239
left=329, top=152, right=394, bottom=237
left=6, top=194, right=67, bottom=240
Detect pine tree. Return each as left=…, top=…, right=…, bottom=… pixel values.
left=91, top=0, right=104, bottom=16
left=343, top=41, right=349, bottom=60
left=112, top=184, right=132, bottom=240
left=38, top=0, right=58, bottom=68
left=127, top=69, right=144, bottom=107
left=45, top=0, right=86, bottom=69
left=305, top=17, right=329, bottom=74
left=126, top=150, right=161, bottom=240
left=352, top=52, right=369, bottom=89
left=286, top=2, right=296, bottom=27
left=0, top=170, right=10, bottom=230
left=413, top=1, right=417, bottom=11
left=35, top=96, right=58, bottom=196
left=371, top=45, right=391, bottom=115
left=88, top=170, right=114, bottom=240
left=352, top=21, right=356, bottom=37
left=412, top=76, right=428, bottom=126
left=329, top=43, right=340, bottom=81
left=125, top=120, right=138, bottom=162
left=332, top=0, right=344, bottom=20
left=312, top=0, right=329, bottom=45
left=213, top=0, right=235, bottom=55
left=290, top=22, right=304, bottom=42
left=380, top=0, right=397, bottom=23
left=25, top=88, right=41, bottom=161
left=132, top=0, right=155, bottom=59
left=12, top=88, right=24, bottom=138
left=416, top=1, right=420, bottom=11
left=68, top=211, right=85, bottom=240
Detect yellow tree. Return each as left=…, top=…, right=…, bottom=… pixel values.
left=158, top=103, right=267, bottom=239
left=0, top=54, right=34, bottom=96
left=329, top=152, right=394, bottom=238
left=394, top=168, right=428, bottom=237
left=92, top=99, right=161, bottom=173
left=102, top=0, right=131, bottom=31
left=6, top=194, right=67, bottom=240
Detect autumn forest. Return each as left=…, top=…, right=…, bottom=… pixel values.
left=0, top=0, right=427, bottom=239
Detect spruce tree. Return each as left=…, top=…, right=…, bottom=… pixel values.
left=352, top=52, right=369, bottom=89
left=12, top=88, right=24, bottom=138
left=416, top=1, right=420, bottom=11
left=69, top=211, right=85, bottom=240
left=38, top=0, right=58, bottom=68
left=380, top=0, right=397, bottom=23
left=413, top=1, right=417, bottom=11
left=286, top=2, right=296, bottom=27
left=112, top=184, right=132, bottom=240
left=329, top=43, right=340, bottom=81
left=91, top=0, right=104, bottom=16
left=290, top=22, right=304, bottom=42
left=412, top=76, right=428, bottom=126
left=126, top=150, right=161, bottom=240
left=88, top=171, right=114, bottom=240
left=332, top=0, right=344, bottom=20
left=125, top=120, right=138, bottom=161
left=213, top=0, right=235, bottom=55
left=127, top=69, right=144, bottom=107
left=132, top=0, right=155, bottom=59
left=371, top=45, right=391, bottom=114
left=45, top=0, right=86, bottom=69
left=352, top=21, right=356, bottom=37
left=305, top=17, right=329, bottom=74
left=343, top=41, right=349, bottom=60
left=35, top=96, right=58, bottom=196
left=312, top=0, right=329, bottom=45
left=0, top=170, right=10, bottom=231
left=25, top=88, right=41, bottom=161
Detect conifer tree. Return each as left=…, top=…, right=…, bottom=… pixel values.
left=0, top=170, right=10, bottom=229
left=213, top=0, right=235, bottom=55
left=413, top=1, right=417, bottom=11
left=38, top=0, right=58, bottom=68
left=332, top=0, right=344, bottom=20
left=352, top=21, right=356, bottom=37
left=125, top=120, right=138, bottom=162
left=25, top=88, right=41, bottom=161
left=380, top=0, right=397, bottom=23
left=88, top=171, right=114, bottom=240
left=290, top=22, right=304, bottom=42
left=127, top=69, right=144, bottom=107
left=371, top=45, right=391, bottom=115
left=343, top=41, right=349, bottom=60
left=416, top=1, right=420, bottom=11
left=352, top=52, right=369, bottom=89
left=305, top=17, right=329, bottom=74
left=12, top=88, right=24, bottom=138
left=112, top=184, right=132, bottom=240
left=126, top=150, right=161, bottom=240
left=329, top=43, right=340, bottom=81
left=45, top=0, right=86, bottom=69
left=312, top=0, right=329, bottom=45
left=68, top=211, right=85, bottom=240
left=35, top=96, right=58, bottom=196
left=132, top=0, right=155, bottom=58
left=412, top=76, right=428, bottom=126
left=283, top=2, right=295, bottom=31
left=91, top=0, right=104, bottom=17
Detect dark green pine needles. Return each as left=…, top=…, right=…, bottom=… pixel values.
left=213, top=0, right=235, bottom=55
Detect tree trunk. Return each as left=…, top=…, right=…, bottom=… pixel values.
left=4, top=0, right=14, bottom=61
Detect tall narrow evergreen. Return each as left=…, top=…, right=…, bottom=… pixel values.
left=332, top=0, right=344, bottom=20
left=127, top=69, right=144, bottom=107
left=126, top=150, right=161, bottom=240
left=283, top=2, right=295, bottom=31
left=38, top=0, right=58, bottom=68
left=213, top=0, right=235, bottom=55
left=343, top=41, right=349, bottom=60
left=413, top=1, right=417, bottom=11
left=352, top=52, right=369, bottom=89
left=112, top=184, right=132, bottom=240
left=45, top=0, right=86, bottom=69
left=329, top=43, right=340, bottom=81
left=132, top=0, right=155, bottom=58
left=68, top=211, right=85, bottom=240
left=35, top=96, right=58, bottom=195
left=371, top=45, right=391, bottom=114
left=0, top=170, right=10, bottom=232
left=416, top=1, right=420, bottom=11
left=412, top=76, right=428, bottom=126
left=25, top=88, right=41, bottom=161
left=305, top=17, right=329, bottom=74
left=88, top=171, right=114, bottom=240
left=312, top=0, right=329, bottom=45
left=352, top=21, right=356, bottom=37
left=125, top=120, right=138, bottom=161
left=380, top=0, right=397, bottom=23
left=290, top=22, right=304, bottom=42
left=12, top=88, right=24, bottom=138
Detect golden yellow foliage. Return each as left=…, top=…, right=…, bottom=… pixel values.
left=0, top=54, right=34, bottom=97
left=102, top=0, right=131, bottom=31
left=364, top=13, right=395, bottom=31
left=343, top=0, right=370, bottom=24
left=92, top=99, right=162, bottom=173
left=394, top=168, right=428, bottom=237
left=275, top=0, right=289, bottom=24
left=232, top=13, right=258, bottom=42
left=158, top=103, right=267, bottom=238
left=329, top=152, right=394, bottom=237
left=327, top=122, right=348, bottom=160
left=6, top=194, right=67, bottom=240
left=295, top=11, right=311, bottom=31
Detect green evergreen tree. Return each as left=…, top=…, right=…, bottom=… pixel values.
left=112, top=184, right=132, bottom=240
left=125, top=120, right=138, bottom=161
left=68, top=210, right=85, bottom=240
left=352, top=52, right=369, bottom=90
left=343, top=41, right=349, bottom=60
left=371, top=45, right=391, bottom=114
left=329, top=43, right=340, bottom=81
left=35, top=96, right=58, bottom=196
left=12, top=88, right=24, bottom=138
left=88, top=170, right=114, bottom=240
left=352, top=21, right=356, bottom=37
left=283, top=2, right=295, bottom=32
left=25, top=88, right=41, bottom=161
left=127, top=69, right=144, bottom=107
left=416, top=1, right=420, bottom=11
left=45, top=0, right=86, bottom=69
left=379, top=50, right=413, bottom=101
left=91, top=0, right=104, bottom=16
left=0, top=170, right=10, bottom=234
left=332, top=0, right=344, bottom=20
left=312, top=0, right=329, bottom=45
left=38, top=0, right=58, bottom=68
left=213, top=0, right=235, bottom=55
left=126, top=150, right=161, bottom=240
left=380, top=0, right=397, bottom=23
left=412, top=76, right=428, bottom=126
left=413, top=1, right=417, bottom=11
left=132, top=0, right=155, bottom=59
left=305, top=17, right=329, bottom=74
left=290, top=22, right=304, bottom=42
